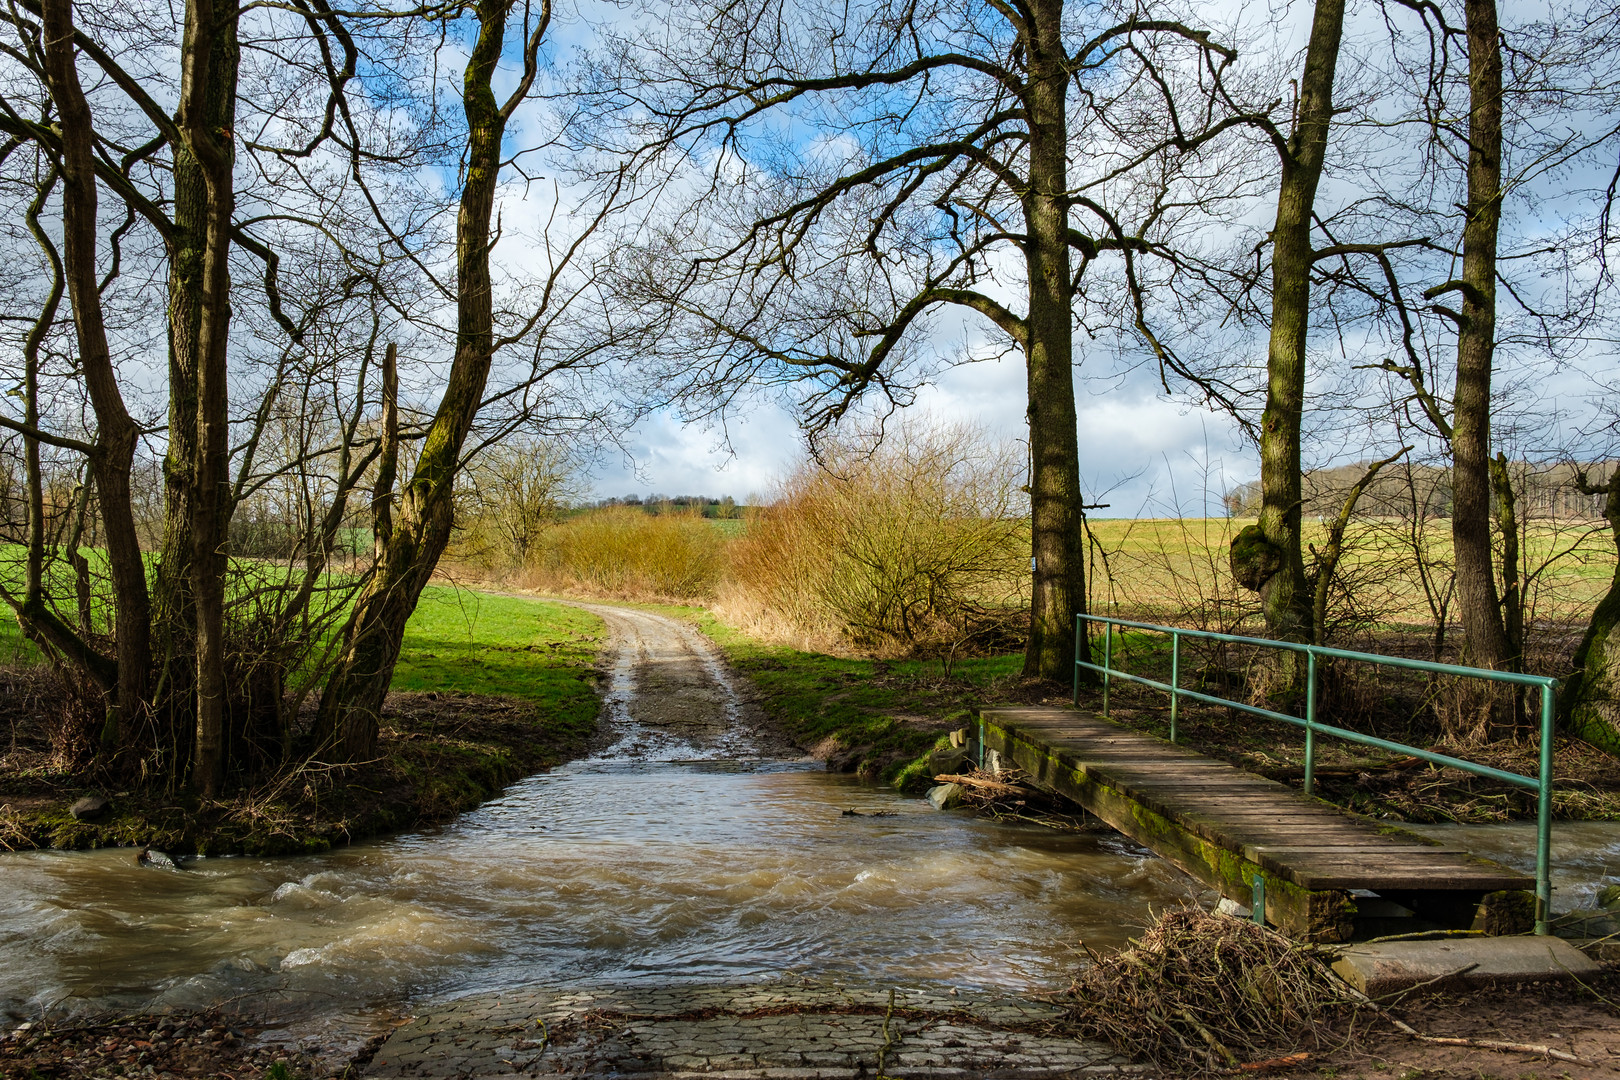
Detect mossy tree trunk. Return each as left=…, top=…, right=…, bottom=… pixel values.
left=1232, top=0, right=1345, bottom=653
left=315, top=0, right=550, bottom=759
left=152, top=1, right=240, bottom=782
left=1020, top=0, right=1086, bottom=682
left=1444, top=0, right=1513, bottom=679
left=170, top=0, right=241, bottom=796
left=37, top=0, right=153, bottom=753
left=1563, top=466, right=1620, bottom=754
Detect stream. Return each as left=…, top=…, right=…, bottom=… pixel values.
left=4, top=603, right=1618, bottom=1050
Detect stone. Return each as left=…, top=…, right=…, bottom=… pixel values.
left=925, top=783, right=965, bottom=810
left=70, top=794, right=111, bottom=821
left=1214, top=896, right=1252, bottom=920
left=1331, top=935, right=1601, bottom=998
left=1597, top=883, right=1620, bottom=909
left=926, top=747, right=970, bottom=777
left=136, top=847, right=183, bottom=871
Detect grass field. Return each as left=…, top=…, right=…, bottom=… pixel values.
left=1083, top=516, right=1615, bottom=630
left=393, top=586, right=604, bottom=701
left=0, top=586, right=606, bottom=854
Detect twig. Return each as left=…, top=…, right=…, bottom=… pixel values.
left=876, top=988, right=899, bottom=1080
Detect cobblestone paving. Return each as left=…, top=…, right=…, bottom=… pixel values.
left=364, top=983, right=1138, bottom=1079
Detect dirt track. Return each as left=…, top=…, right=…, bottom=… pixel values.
left=561, top=601, right=799, bottom=760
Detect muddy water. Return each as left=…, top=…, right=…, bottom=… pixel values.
left=0, top=605, right=1203, bottom=1033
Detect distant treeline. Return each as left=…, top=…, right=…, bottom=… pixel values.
left=582, top=495, right=746, bottom=518
left=1224, top=461, right=1617, bottom=521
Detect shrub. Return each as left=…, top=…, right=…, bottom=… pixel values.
left=721, top=420, right=1028, bottom=656
left=522, top=506, right=728, bottom=600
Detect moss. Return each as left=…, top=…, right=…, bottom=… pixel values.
left=1229, top=524, right=1284, bottom=592
left=890, top=734, right=957, bottom=793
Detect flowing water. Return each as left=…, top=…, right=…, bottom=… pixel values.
left=0, top=605, right=1203, bottom=1044
left=9, top=602, right=1617, bottom=1049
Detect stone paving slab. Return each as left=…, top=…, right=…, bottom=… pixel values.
left=364, top=983, right=1138, bottom=1078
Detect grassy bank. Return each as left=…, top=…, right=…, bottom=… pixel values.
left=0, top=590, right=603, bottom=855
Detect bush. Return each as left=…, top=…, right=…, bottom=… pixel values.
left=721, top=420, right=1028, bottom=655
left=521, top=506, right=728, bottom=600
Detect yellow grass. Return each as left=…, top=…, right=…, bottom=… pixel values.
left=1085, top=516, right=1615, bottom=630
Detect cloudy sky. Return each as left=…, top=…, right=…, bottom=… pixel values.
left=583, top=337, right=1258, bottom=516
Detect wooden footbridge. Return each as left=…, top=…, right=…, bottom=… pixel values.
left=976, top=706, right=1535, bottom=942
left=969, top=615, right=1561, bottom=944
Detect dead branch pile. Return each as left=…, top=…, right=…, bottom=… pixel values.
left=933, top=767, right=1093, bottom=829
left=1064, top=908, right=1354, bottom=1070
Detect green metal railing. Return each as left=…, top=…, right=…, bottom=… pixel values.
left=1075, top=613, right=1560, bottom=935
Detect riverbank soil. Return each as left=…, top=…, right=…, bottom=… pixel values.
left=1300, top=977, right=1620, bottom=1080
left=0, top=686, right=597, bottom=855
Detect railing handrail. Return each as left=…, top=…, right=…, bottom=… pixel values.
left=1074, top=612, right=1557, bottom=935
left=1078, top=613, right=1557, bottom=689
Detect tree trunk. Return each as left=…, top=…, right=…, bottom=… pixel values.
left=315, top=0, right=521, bottom=757
left=39, top=0, right=152, bottom=751
left=1449, top=0, right=1511, bottom=673
left=1564, top=466, right=1620, bottom=755
left=1019, top=0, right=1087, bottom=682
left=173, top=0, right=241, bottom=796
left=1235, top=0, right=1346, bottom=650
left=145, top=0, right=240, bottom=793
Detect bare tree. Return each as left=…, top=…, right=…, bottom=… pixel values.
left=591, top=0, right=1251, bottom=679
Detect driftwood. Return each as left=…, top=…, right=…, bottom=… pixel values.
left=932, top=773, right=1031, bottom=800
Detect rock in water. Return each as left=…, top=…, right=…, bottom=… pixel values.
left=926, top=783, right=965, bottom=811
left=69, top=794, right=111, bottom=821
left=136, top=847, right=183, bottom=871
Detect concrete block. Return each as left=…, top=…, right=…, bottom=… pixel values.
left=1331, top=935, right=1601, bottom=998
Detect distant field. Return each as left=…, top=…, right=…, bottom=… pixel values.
left=1084, top=516, right=1614, bottom=629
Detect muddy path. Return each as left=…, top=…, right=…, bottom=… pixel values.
left=558, top=601, right=802, bottom=761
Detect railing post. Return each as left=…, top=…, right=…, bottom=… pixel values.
left=1169, top=630, right=1180, bottom=744
left=1304, top=650, right=1318, bottom=797
left=1101, top=620, right=1113, bottom=717
left=1536, top=682, right=1555, bottom=935
left=1073, top=615, right=1082, bottom=707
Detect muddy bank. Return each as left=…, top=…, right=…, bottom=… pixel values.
left=0, top=689, right=596, bottom=856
